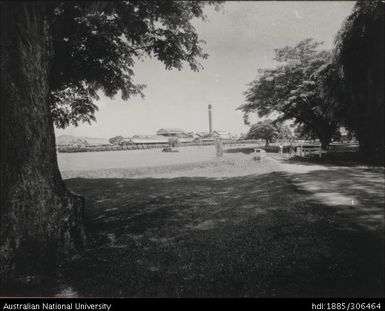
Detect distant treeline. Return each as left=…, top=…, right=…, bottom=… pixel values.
left=56, top=140, right=333, bottom=153
left=58, top=140, right=253, bottom=153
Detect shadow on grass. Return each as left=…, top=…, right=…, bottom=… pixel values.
left=48, top=171, right=385, bottom=298
left=288, top=166, right=383, bottom=205
left=286, top=151, right=384, bottom=168
left=225, top=147, right=256, bottom=155
left=3, top=169, right=383, bottom=298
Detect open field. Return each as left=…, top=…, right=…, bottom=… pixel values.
left=8, top=146, right=382, bottom=297
left=58, top=144, right=268, bottom=179
left=58, top=145, right=255, bottom=172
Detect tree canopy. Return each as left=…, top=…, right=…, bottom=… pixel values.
left=49, top=1, right=222, bottom=128
left=168, top=136, right=180, bottom=148
left=319, top=0, right=384, bottom=159
left=240, top=2, right=383, bottom=158
left=109, top=135, right=124, bottom=145
left=239, top=39, right=339, bottom=148
left=276, top=122, right=293, bottom=142
left=247, top=120, right=277, bottom=146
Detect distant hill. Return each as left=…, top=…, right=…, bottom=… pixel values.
left=56, top=135, right=109, bottom=146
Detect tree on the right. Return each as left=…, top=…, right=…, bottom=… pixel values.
left=239, top=39, right=339, bottom=149
left=319, top=0, right=384, bottom=162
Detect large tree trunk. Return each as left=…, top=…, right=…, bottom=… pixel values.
left=318, top=129, right=333, bottom=150
left=313, top=120, right=337, bottom=150
left=347, top=2, right=384, bottom=163
left=359, top=16, right=384, bottom=163
left=0, top=2, right=85, bottom=281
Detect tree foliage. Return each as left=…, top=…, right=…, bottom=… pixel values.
left=109, top=135, right=124, bottom=145
left=247, top=120, right=277, bottom=146
left=239, top=39, right=339, bottom=148
left=275, top=122, right=293, bottom=141
left=48, top=1, right=222, bottom=128
left=168, top=136, right=180, bottom=148
left=319, top=0, right=384, bottom=159
left=293, top=124, right=318, bottom=141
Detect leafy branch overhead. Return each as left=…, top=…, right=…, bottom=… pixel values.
left=49, top=1, right=222, bottom=128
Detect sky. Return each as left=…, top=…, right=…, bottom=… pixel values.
left=55, top=1, right=356, bottom=139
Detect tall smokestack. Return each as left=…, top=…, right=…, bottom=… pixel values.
left=208, top=104, right=213, bottom=134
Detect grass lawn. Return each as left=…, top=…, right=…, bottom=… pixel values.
left=55, top=154, right=383, bottom=298
left=4, top=149, right=383, bottom=297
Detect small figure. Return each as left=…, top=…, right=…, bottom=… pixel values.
left=279, top=143, right=283, bottom=155
left=215, top=137, right=223, bottom=157
left=289, top=143, right=294, bottom=157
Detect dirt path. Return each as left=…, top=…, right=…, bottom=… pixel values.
left=269, top=154, right=384, bottom=235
